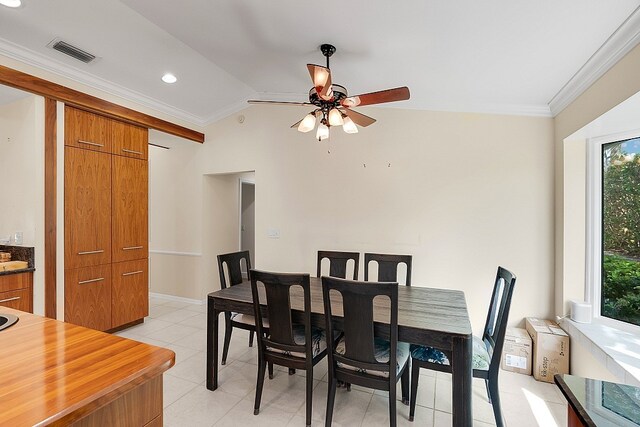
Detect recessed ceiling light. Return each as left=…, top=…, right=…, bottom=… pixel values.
left=0, top=0, right=22, bottom=7
left=162, top=73, right=177, bottom=84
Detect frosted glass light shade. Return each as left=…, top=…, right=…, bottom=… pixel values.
left=316, top=123, right=329, bottom=140
left=328, top=108, right=344, bottom=126
left=298, top=113, right=316, bottom=132
left=342, top=116, right=358, bottom=134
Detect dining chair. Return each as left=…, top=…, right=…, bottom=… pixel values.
left=408, top=266, right=516, bottom=426
left=217, top=250, right=260, bottom=365
left=321, top=276, right=410, bottom=427
left=317, top=250, right=360, bottom=280
left=364, top=253, right=412, bottom=286
left=250, top=269, right=331, bottom=427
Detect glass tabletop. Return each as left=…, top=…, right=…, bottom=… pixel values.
left=556, top=374, right=640, bottom=427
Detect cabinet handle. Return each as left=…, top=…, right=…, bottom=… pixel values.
left=79, top=277, right=104, bottom=285
left=122, top=246, right=144, bottom=251
left=122, top=148, right=143, bottom=155
left=122, top=270, right=144, bottom=277
left=0, top=297, right=20, bottom=303
left=78, top=250, right=104, bottom=255
left=78, top=140, right=104, bottom=148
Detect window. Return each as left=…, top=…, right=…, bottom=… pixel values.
left=589, top=135, right=640, bottom=327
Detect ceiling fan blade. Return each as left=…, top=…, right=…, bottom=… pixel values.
left=306, top=64, right=333, bottom=101
left=341, top=86, right=410, bottom=108
left=290, top=118, right=303, bottom=129
left=342, top=108, right=376, bottom=127
left=248, top=100, right=312, bottom=106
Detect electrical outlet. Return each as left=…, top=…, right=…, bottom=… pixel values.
left=267, top=228, right=280, bottom=239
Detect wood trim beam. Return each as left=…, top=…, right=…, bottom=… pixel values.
left=0, top=64, right=204, bottom=143
left=44, top=97, right=56, bottom=318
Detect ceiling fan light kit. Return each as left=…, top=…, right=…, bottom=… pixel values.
left=248, top=43, right=410, bottom=141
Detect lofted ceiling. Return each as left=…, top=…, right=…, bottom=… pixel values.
left=0, top=0, right=639, bottom=127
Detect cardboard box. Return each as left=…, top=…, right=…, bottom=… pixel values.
left=501, top=328, right=532, bottom=375
left=525, top=317, right=570, bottom=383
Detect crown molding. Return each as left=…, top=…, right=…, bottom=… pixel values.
left=0, top=36, right=207, bottom=127
left=549, top=6, right=640, bottom=116
left=202, top=97, right=255, bottom=127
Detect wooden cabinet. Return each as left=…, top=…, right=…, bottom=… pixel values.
left=112, top=120, right=148, bottom=160
left=64, top=265, right=112, bottom=331
left=0, top=272, right=33, bottom=312
left=64, top=107, right=148, bottom=331
left=112, top=259, right=149, bottom=327
left=64, top=147, right=112, bottom=269
left=112, top=156, right=148, bottom=263
left=64, top=106, right=111, bottom=153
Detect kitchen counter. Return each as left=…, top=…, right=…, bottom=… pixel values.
left=0, top=307, right=175, bottom=426
left=0, top=245, right=35, bottom=276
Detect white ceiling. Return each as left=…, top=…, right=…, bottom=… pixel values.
left=0, top=0, right=639, bottom=126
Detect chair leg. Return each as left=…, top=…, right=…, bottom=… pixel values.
left=305, top=367, right=313, bottom=427
left=249, top=330, right=254, bottom=347
left=488, top=377, right=505, bottom=427
left=389, top=376, right=397, bottom=427
left=254, top=360, right=267, bottom=415
left=409, top=361, right=420, bottom=422
left=222, top=316, right=233, bottom=365
left=325, top=376, right=337, bottom=427
left=268, top=362, right=274, bottom=379
left=401, top=364, right=410, bottom=405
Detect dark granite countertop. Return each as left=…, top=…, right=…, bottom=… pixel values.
left=0, top=245, right=35, bottom=277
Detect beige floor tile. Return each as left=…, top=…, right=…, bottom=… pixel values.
left=178, top=312, right=208, bottom=329
left=246, top=369, right=318, bottom=416
left=155, top=308, right=201, bottom=324
left=297, top=380, right=373, bottom=424
left=214, top=398, right=295, bottom=427
left=148, top=304, right=178, bottom=319
left=168, top=351, right=206, bottom=384
left=164, top=385, right=242, bottom=427
left=144, top=323, right=200, bottom=343
left=163, top=373, right=199, bottom=408
left=361, top=394, right=423, bottom=427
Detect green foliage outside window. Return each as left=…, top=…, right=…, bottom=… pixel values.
left=602, top=139, right=640, bottom=326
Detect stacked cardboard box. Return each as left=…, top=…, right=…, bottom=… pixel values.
left=501, top=328, right=532, bottom=375
left=525, top=317, right=570, bottom=383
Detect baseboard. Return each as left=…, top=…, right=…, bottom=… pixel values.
left=149, top=292, right=204, bottom=305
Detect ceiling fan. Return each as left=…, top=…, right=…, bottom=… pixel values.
left=248, top=44, right=410, bottom=141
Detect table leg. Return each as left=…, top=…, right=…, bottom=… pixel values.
left=206, top=299, right=220, bottom=390
left=451, top=335, right=473, bottom=426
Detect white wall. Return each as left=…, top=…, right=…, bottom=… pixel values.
left=0, top=95, right=45, bottom=314
left=149, top=106, right=555, bottom=333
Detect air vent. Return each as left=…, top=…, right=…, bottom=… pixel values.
left=48, top=39, right=96, bottom=64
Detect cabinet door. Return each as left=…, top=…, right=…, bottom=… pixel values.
left=65, top=147, right=112, bottom=268
left=112, top=259, right=148, bottom=328
left=112, top=156, right=148, bottom=263
left=0, top=288, right=31, bottom=312
left=112, top=120, right=148, bottom=160
left=64, top=106, right=111, bottom=153
left=65, top=265, right=112, bottom=331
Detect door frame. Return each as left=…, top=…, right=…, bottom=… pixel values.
left=238, top=179, right=255, bottom=277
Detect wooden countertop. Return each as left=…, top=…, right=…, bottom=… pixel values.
left=0, top=308, right=175, bottom=426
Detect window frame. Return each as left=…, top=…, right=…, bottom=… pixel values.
left=586, top=129, right=640, bottom=330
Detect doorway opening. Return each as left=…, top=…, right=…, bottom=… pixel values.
left=239, top=180, right=255, bottom=277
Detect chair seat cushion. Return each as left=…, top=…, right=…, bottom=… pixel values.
left=266, top=324, right=326, bottom=358
left=230, top=312, right=269, bottom=328
left=335, top=337, right=410, bottom=378
left=410, top=335, right=491, bottom=371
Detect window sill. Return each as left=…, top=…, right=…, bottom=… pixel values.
left=559, top=317, right=640, bottom=386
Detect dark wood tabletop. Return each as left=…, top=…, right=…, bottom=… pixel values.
left=207, top=277, right=474, bottom=426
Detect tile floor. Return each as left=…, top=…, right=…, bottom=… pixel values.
left=114, top=296, right=569, bottom=427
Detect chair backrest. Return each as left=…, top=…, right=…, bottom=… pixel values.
left=364, top=253, right=412, bottom=286
left=217, top=251, right=252, bottom=289
left=250, top=269, right=313, bottom=359
left=321, top=276, right=399, bottom=378
left=317, top=250, right=360, bottom=280
left=482, top=266, right=517, bottom=370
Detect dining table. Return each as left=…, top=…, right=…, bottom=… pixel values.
left=206, top=276, right=474, bottom=426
